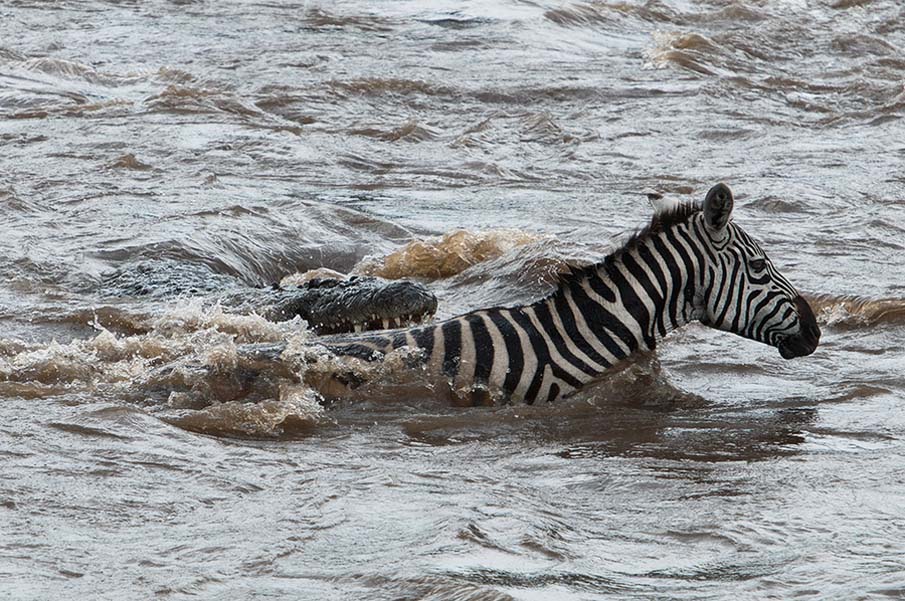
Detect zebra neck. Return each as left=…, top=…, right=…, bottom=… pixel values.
left=539, top=243, right=701, bottom=369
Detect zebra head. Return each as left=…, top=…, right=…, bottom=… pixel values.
left=654, top=184, right=820, bottom=359
left=697, top=183, right=820, bottom=358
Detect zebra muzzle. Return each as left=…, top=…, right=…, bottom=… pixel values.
left=778, top=295, right=821, bottom=359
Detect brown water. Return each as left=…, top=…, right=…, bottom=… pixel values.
left=2, top=1, right=905, bottom=598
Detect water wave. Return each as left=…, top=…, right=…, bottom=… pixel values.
left=452, top=111, right=595, bottom=150
left=0, top=50, right=289, bottom=124
left=144, top=84, right=264, bottom=118
left=354, top=229, right=542, bottom=280
left=0, top=301, right=302, bottom=387
left=349, top=120, right=440, bottom=143
left=807, top=293, right=905, bottom=328
left=644, top=31, right=729, bottom=77
left=546, top=1, right=765, bottom=30
left=329, top=78, right=453, bottom=98
left=165, top=383, right=324, bottom=438
left=545, top=1, right=679, bottom=27
left=0, top=54, right=151, bottom=117
left=21, top=57, right=140, bottom=86
left=303, top=8, right=393, bottom=33
left=80, top=201, right=414, bottom=287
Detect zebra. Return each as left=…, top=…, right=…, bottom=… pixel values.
left=298, top=183, right=821, bottom=405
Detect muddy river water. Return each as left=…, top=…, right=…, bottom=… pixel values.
left=2, top=0, right=905, bottom=599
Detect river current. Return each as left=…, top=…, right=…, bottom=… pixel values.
left=1, top=1, right=904, bottom=599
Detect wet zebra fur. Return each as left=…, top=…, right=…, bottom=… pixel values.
left=316, top=183, right=820, bottom=404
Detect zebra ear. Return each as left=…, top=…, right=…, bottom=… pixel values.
left=702, top=183, right=734, bottom=231
left=646, top=192, right=681, bottom=215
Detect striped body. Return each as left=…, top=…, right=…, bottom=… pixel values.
left=323, top=223, right=700, bottom=404
left=316, top=185, right=820, bottom=405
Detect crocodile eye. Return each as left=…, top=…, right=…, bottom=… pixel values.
left=750, top=258, right=767, bottom=271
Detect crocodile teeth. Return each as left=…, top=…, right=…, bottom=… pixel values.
left=353, top=323, right=364, bottom=333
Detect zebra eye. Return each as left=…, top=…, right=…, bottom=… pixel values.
left=750, top=258, right=767, bottom=271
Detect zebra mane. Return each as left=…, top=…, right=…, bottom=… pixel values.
left=557, top=201, right=701, bottom=287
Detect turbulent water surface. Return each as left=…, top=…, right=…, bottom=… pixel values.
left=2, top=1, right=905, bottom=599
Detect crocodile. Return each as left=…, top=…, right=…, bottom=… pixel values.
left=101, top=260, right=437, bottom=334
